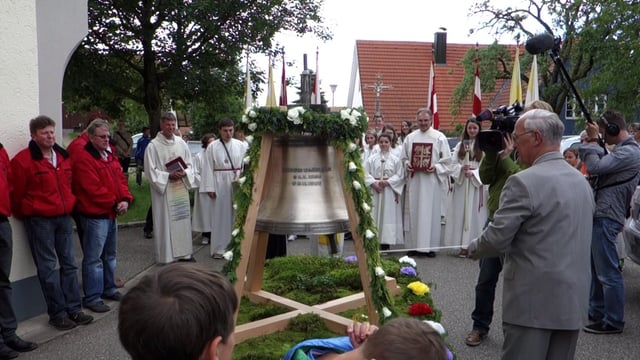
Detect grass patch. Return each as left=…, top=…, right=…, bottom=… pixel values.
left=233, top=255, right=442, bottom=359
left=118, top=175, right=152, bottom=223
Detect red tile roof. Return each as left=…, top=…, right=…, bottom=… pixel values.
left=356, top=40, right=514, bottom=134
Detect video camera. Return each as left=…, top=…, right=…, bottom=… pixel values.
left=476, top=102, right=524, bottom=152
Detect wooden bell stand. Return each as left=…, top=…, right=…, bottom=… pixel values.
left=233, top=134, right=401, bottom=342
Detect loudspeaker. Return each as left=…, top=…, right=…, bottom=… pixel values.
left=434, top=32, right=447, bottom=64
left=600, top=114, right=620, bottom=136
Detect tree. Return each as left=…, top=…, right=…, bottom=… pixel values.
left=65, top=0, right=331, bottom=133
left=463, top=0, right=636, bottom=120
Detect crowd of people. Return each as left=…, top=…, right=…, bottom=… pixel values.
left=3, top=102, right=640, bottom=359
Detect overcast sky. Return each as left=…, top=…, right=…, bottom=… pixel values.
left=255, top=0, right=541, bottom=106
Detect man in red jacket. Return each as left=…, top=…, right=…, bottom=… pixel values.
left=0, top=143, right=38, bottom=359
left=71, top=119, right=132, bottom=314
left=10, top=116, right=93, bottom=331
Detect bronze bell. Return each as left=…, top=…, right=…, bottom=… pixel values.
left=255, top=136, right=350, bottom=235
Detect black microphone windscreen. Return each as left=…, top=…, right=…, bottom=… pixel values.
left=525, top=34, right=555, bottom=55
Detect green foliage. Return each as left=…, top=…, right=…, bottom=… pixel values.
left=117, top=176, right=151, bottom=223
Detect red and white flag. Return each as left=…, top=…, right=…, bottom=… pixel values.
left=279, top=53, right=288, bottom=106
left=311, top=48, right=321, bottom=104
left=428, top=60, right=440, bottom=129
left=472, top=44, right=482, bottom=117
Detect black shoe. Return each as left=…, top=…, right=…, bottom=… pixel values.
left=69, top=311, right=93, bottom=325
left=380, top=244, right=390, bottom=251
left=84, top=301, right=111, bottom=313
left=4, top=336, right=37, bottom=352
left=48, top=316, right=77, bottom=331
left=177, top=257, right=196, bottom=263
left=583, top=322, right=623, bottom=334
left=144, top=231, right=153, bottom=239
left=101, top=291, right=123, bottom=301
left=0, top=344, right=18, bottom=360
left=425, top=251, right=436, bottom=258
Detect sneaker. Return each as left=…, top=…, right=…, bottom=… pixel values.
left=287, top=235, right=297, bottom=241
left=69, top=311, right=93, bottom=325
left=4, top=336, right=38, bottom=352
left=458, top=249, right=469, bottom=258
left=0, top=344, right=18, bottom=360
left=84, top=301, right=111, bottom=313
left=465, top=329, right=487, bottom=346
left=201, top=238, right=210, bottom=245
left=101, top=291, right=123, bottom=301
left=48, top=316, right=77, bottom=331
left=583, top=322, right=623, bottom=334
left=212, top=253, right=224, bottom=259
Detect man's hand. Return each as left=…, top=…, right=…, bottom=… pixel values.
left=116, top=201, right=129, bottom=216
left=585, top=122, right=600, bottom=139
left=499, top=134, right=515, bottom=160
left=169, top=169, right=185, bottom=180
left=347, top=321, right=379, bottom=349
left=207, top=192, right=217, bottom=199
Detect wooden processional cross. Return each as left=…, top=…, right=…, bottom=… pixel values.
left=232, top=134, right=401, bottom=342
left=364, top=73, right=393, bottom=117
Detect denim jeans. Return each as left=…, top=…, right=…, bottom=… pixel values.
left=24, top=215, right=81, bottom=320
left=590, top=217, right=625, bottom=329
left=79, top=216, right=118, bottom=305
left=0, top=219, right=17, bottom=338
left=471, top=256, right=503, bottom=333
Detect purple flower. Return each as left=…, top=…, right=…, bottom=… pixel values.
left=400, top=266, right=417, bottom=276
left=345, top=256, right=358, bottom=263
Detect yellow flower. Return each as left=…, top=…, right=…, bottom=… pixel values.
left=407, top=281, right=430, bottom=296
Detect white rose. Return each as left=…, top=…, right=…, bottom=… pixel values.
left=248, top=110, right=257, bottom=118
left=423, top=320, right=446, bottom=335
left=231, top=228, right=239, bottom=237
left=365, top=229, right=375, bottom=239
left=287, top=108, right=299, bottom=122
left=222, top=251, right=234, bottom=261
left=233, top=203, right=238, bottom=210
left=238, top=176, right=246, bottom=185
left=351, top=109, right=361, bottom=118
left=352, top=181, right=362, bottom=190
left=245, top=135, right=254, bottom=144
left=382, top=307, right=392, bottom=318
left=375, top=266, right=386, bottom=277
left=248, top=122, right=257, bottom=131
left=243, top=156, right=251, bottom=164
left=348, top=162, right=357, bottom=172
left=398, top=256, right=417, bottom=267
left=362, top=202, right=371, bottom=212
left=349, top=116, right=357, bottom=126
left=347, top=142, right=357, bottom=152
left=294, top=106, right=306, bottom=115
left=340, top=109, right=351, bottom=120
left=241, top=114, right=249, bottom=123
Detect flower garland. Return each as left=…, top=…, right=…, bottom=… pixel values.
left=222, top=106, right=398, bottom=323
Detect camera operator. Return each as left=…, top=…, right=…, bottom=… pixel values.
left=579, top=110, right=640, bottom=335
left=465, top=100, right=551, bottom=347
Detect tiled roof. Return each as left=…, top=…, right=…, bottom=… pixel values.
left=356, top=40, right=514, bottom=134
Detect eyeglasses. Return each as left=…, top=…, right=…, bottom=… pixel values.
left=511, top=130, right=534, bottom=141
left=94, top=134, right=110, bottom=139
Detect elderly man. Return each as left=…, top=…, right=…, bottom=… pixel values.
left=402, top=108, right=452, bottom=257
left=580, top=110, right=640, bottom=334
left=468, top=109, right=594, bottom=359
left=72, top=119, right=133, bottom=313
left=144, top=112, right=195, bottom=264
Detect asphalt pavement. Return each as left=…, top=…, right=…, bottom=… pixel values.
left=14, top=224, right=640, bottom=359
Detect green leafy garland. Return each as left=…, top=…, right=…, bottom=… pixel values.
left=222, top=106, right=397, bottom=323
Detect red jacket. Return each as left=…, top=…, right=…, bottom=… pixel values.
left=10, top=141, right=76, bottom=218
left=72, top=142, right=133, bottom=219
left=0, top=144, right=11, bottom=217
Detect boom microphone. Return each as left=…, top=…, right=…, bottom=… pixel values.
left=525, top=33, right=555, bottom=55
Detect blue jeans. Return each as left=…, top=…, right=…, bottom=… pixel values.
left=472, top=256, right=503, bottom=333
left=79, top=216, right=118, bottom=305
left=589, top=217, right=624, bottom=329
left=24, top=215, right=81, bottom=320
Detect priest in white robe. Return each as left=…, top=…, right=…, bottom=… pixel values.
left=443, top=119, right=488, bottom=255
left=200, top=119, right=248, bottom=258
left=402, top=108, right=452, bottom=256
left=144, top=112, right=195, bottom=264
left=364, top=133, right=404, bottom=247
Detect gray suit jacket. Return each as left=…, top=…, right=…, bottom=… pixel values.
left=468, top=151, right=595, bottom=330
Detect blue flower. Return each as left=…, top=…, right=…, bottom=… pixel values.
left=345, top=256, right=358, bottom=263
left=400, top=266, right=417, bottom=277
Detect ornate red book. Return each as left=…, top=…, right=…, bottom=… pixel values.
left=165, top=156, right=188, bottom=171
left=411, top=142, right=433, bottom=171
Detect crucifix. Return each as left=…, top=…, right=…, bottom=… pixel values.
left=364, top=73, right=392, bottom=117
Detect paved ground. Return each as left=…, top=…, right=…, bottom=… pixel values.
left=15, top=225, right=640, bottom=359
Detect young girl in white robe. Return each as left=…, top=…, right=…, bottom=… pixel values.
left=443, top=118, right=488, bottom=256
left=364, top=133, right=405, bottom=248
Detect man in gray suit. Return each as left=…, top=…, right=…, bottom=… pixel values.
left=468, top=109, right=595, bottom=359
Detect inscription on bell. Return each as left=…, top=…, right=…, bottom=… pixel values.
left=289, top=167, right=329, bottom=186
